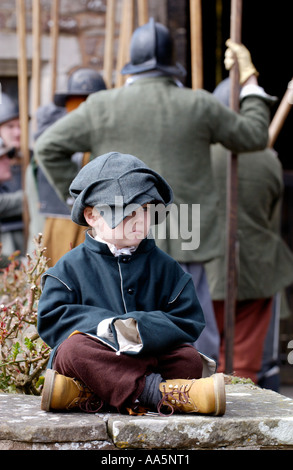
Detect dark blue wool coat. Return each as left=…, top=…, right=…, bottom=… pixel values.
left=37, top=232, right=205, bottom=366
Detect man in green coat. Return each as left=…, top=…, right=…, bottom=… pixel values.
left=34, top=19, right=273, bottom=361
left=205, top=78, right=293, bottom=385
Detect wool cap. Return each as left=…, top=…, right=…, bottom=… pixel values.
left=34, top=103, right=67, bottom=140
left=213, top=77, right=231, bottom=107
left=69, top=151, right=173, bottom=228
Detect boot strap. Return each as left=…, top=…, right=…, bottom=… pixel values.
left=66, top=379, right=103, bottom=412
left=157, top=380, right=198, bottom=416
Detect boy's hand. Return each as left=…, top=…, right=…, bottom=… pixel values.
left=97, top=317, right=114, bottom=341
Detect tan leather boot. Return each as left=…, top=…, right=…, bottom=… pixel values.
left=41, top=369, right=101, bottom=412
left=158, top=373, right=226, bottom=416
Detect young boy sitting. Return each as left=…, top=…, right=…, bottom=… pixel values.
left=38, top=151, right=226, bottom=416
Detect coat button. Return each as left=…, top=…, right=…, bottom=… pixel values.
left=127, top=288, right=134, bottom=295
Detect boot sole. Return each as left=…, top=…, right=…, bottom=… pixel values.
left=213, top=373, right=226, bottom=416
left=41, top=369, right=57, bottom=411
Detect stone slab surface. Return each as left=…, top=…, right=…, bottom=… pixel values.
left=1, top=383, right=293, bottom=450
left=0, top=393, right=114, bottom=450
left=109, top=384, right=293, bottom=449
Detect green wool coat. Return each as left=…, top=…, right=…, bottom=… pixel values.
left=35, top=77, right=270, bottom=263
left=205, top=144, right=293, bottom=300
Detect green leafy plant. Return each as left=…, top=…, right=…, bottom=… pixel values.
left=0, top=234, right=51, bottom=394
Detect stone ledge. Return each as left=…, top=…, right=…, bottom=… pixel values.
left=1, top=384, right=293, bottom=450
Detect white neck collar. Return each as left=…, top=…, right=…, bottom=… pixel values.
left=93, top=233, right=137, bottom=257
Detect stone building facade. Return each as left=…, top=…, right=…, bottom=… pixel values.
left=0, top=0, right=189, bottom=112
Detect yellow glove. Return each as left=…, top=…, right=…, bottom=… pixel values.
left=224, top=39, right=259, bottom=85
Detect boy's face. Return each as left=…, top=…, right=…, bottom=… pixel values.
left=0, top=119, right=21, bottom=150
left=84, top=204, right=151, bottom=249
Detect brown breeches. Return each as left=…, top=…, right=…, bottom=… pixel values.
left=53, top=333, right=203, bottom=411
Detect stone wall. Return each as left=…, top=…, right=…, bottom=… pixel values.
left=2, top=384, right=293, bottom=450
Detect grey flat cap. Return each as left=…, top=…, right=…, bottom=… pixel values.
left=69, top=151, right=173, bottom=228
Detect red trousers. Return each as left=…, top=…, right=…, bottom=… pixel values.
left=213, top=298, right=273, bottom=384
left=53, top=333, right=203, bottom=411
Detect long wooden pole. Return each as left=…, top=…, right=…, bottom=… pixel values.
left=50, top=0, right=59, bottom=100
left=104, top=0, right=116, bottom=89
left=115, top=0, right=128, bottom=88
left=32, top=0, right=41, bottom=130
left=16, top=0, right=29, bottom=165
left=224, top=0, right=242, bottom=375
left=16, top=0, right=30, bottom=250
left=189, top=0, right=203, bottom=89
left=115, top=0, right=134, bottom=88
left=268, top=79, right=293, bottom=148
left=137, top=0, right=148, bottom=26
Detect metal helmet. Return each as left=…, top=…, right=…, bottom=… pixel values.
left=54, top=67, right=107, bottom=107
left=0, top=93, right=19, bottom=125
left=121, top=18, right=186, bottom=77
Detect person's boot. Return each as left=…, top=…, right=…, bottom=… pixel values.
left=158, top=373, right=226, bottom=416
left=41, top=369, right=101, bottom=412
